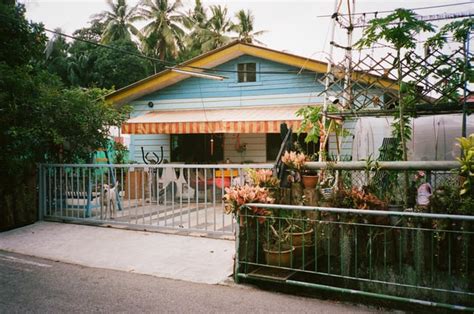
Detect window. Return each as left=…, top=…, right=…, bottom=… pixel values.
left=171, top=134, right=224, bottom=163
left=266, top=133, right=320, bottom=161
left=237, top=63, right=257, bottom=83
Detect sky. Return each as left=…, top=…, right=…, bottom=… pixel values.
left=21, top=0, right=473, bottom=64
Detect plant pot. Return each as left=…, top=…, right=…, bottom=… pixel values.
left=302, top=175, right=318, bottom=189
left=263, top=246, right=295, bottom=267
left=288, top=228, right=314, bottom=246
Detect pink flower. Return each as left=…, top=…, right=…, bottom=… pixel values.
left=222, top=184, right=274, bottom=218
left=281, top=151, right=307, bottom=170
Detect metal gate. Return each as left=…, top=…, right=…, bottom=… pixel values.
left=38, top=163, right=272, bottom=237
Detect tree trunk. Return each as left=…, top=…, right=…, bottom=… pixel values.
left=397, top=49, right=409, bottom=207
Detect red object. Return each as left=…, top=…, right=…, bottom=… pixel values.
left=114, top=136, right=124, bottom=144
left=190, top=177, right=231, bottom=189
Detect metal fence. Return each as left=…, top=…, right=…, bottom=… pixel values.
left=38, top=163, right=272, bottom=236
left=235, top=161, right=474, bottom=310
left=303, top=161, right=461, bottom=209
left=235, top=204, right=474, bottom=311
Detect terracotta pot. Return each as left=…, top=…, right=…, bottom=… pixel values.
left=263, top=246, right=295, bottom=267
left=302, top=175, right=318, bottom=189
left=288, top=228, right=314, bottom=246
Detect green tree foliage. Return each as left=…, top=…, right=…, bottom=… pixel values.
left=355, top=9, right=435, bottom=206
left=44, top=29, right=70, bottom=83
left=197, top=5, right=233, bottom=52
left=73, top=20, right=106, bottom=42
left=232, top=9, right=265, bottom=45
left=137, top=0, right=185, bottom=62
left=48, top=29, right=151, bottom=89
left=355, top=8, right=435, bottom=51
left=425, top=18, right=474, bottom=49
left=46, top=1, right=265, bottom=84
left=0, top=2, right=46, bottom=66
left=355, top=9, right=435, bottom=161
left=92, top=0, right=141, bottom=44
left=179, top=0, right=208, bottom=61
left=93, top=39, right=151, bottom=89
left=424, top=18, right=474, bottom=103
left=0, top=2, right=130, bottom=230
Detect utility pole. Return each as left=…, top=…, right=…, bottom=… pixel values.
left=342, top=0, right=355, bottom=110
left=320, top=0, right=339, bottom=162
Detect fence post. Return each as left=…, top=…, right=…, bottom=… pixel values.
left=38, top=164, right=44, bottom=221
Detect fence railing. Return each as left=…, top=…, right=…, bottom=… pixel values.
left=303, top=161, right=460, bottom=209
left=235, top=204, right=474, bottom=311
left=38, top=163, right=272, bottom=236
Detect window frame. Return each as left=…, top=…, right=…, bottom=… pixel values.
left=229, top=62, right=261, bottom=87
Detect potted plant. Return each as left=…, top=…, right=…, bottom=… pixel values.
left=319, top=170, right=336, bottom=203
left=223, top=184, right=275, bottom=270
left=247, top=169, right=280, bottom=201
left=300, top=154, right=319, bottom=189
left=223, top=184, right=274, bottom=225
left=262, top=218, right=295, bottom=267
left=301, top=171, right=318, bottom=189
left=283, top=212, right=314, bottom=266
left=281, top=150, right=306, bottom=183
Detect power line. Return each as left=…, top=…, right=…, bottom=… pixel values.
left=353, top=12, right=474, bottom=28
left=317, top=1, right=473, bottom=18
left=45, top=28, right=174, bottom=65
left=44, top=28, right=321, bottom=76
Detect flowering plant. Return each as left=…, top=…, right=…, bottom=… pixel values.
left=281, top=151, right=307, bottom=170
left=248, top=169, right=280, bottom=188
left=223, top=184, right=274, bottom=222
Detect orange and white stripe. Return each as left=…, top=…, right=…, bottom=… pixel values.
left=121, top=106, right=314, bottom=134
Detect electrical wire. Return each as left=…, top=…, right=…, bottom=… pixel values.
left=43, top=28, right=321, bottom=76
left=317, top=2, right=473, bottom=17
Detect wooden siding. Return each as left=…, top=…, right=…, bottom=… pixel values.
left=224, top=134, right=266, bottom=163
left=132, top=55, right=323, bottom=110
left=328, top=119, right=356, bottom=160
left=130, top=134, right=170, bottom=163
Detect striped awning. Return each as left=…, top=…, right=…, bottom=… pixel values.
left=122, top=106, right=310, bottom=134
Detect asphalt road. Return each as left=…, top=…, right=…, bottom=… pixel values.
left=0, top=250, right=376, bottom=313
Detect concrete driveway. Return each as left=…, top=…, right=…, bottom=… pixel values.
left=0, top=221, right=235, bottom=284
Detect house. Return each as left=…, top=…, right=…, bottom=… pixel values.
left=106, top=41, right=391, bottom=164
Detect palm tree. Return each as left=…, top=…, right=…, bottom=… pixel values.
left=67, top=53, right=99, bottom=87
left=232, top=10, right=266, bottom=45
left=137, top=0, right=185, bottom=62
left=92, top=0, right=140, bottom=44
left=44, top=28, right=70, bottom=84
left=197, top=5, right=233, bottom=52
left=183, top=0, right=207, bottom=29
left=179, top=0, right=208, bottom=60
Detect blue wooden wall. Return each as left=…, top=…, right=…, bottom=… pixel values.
left=130, top=55, right=325, bottom=116
left=128, top=54, right=376, bottom=162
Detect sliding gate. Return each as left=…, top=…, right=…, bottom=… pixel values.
left=38, top=163, right=272, bottom=237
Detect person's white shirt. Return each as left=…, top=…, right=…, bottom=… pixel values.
left=417, top=183, right=432, bottom=206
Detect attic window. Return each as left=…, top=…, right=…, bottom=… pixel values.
left=237, top=63, right=257, bottom=83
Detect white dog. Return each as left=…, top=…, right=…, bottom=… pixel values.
left=102, top=181, right=119, bottom=219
